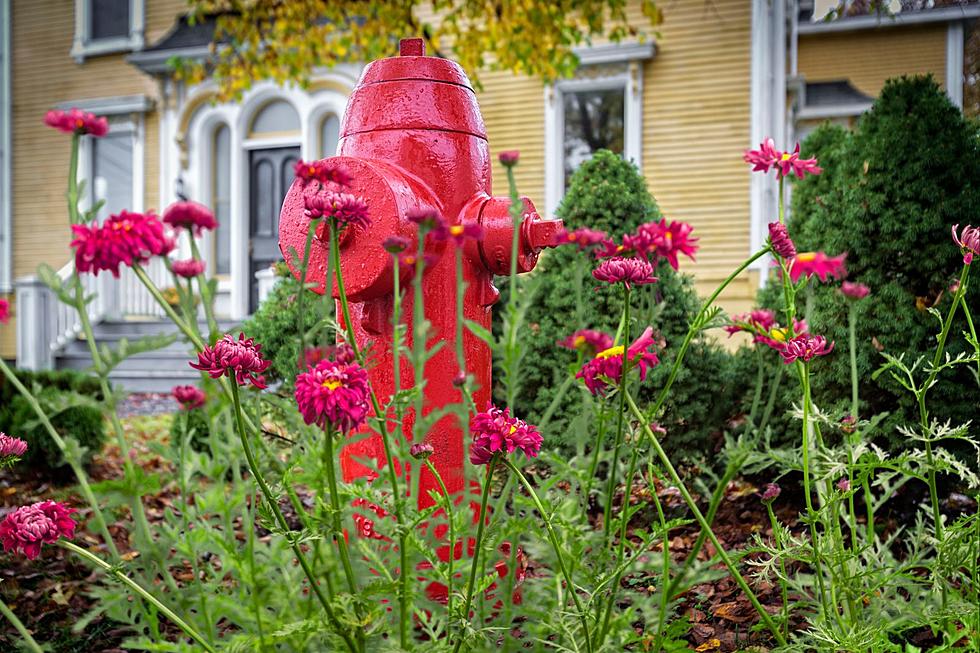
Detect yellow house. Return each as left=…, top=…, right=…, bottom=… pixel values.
left=0, top=0, right=975, bottom=389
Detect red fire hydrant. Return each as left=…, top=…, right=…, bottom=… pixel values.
left=278, top=39, right=560, bottom=520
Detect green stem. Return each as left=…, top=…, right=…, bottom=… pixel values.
left=597, top=446, right=640, bottom=648
left=799, top=366, right=831, bottom=620
left=0, top=358, right=119, bottom=560
left=452, top=458, right=498, bottom=653
left=758, top=363, right=784, bottom=433
left=131, top=264, right=206, bottom=351
left=625, top=391, right=787, bottom=646
left=765, top=502, right=790, bottom=639
left=650, top=466, right=672, bottom=653
left=68, top=133, right=81, bottom=224
left=425, top=459, right=456, bottom=620
left=603, top=286, right=631, bottom=542
left=848, top=305, right=860, bottom=418
left=60, top=541, right=216, bottom=653
left=961, top=294, right=980, bottom=386
left=504, top=164, right=525, bottom=410
left=538, top=373, right=576, bottom=434
left=229, top=383, right=358, bottom=653
left=323, top=424, right=360, bottom=598
left=584, top=405, right=607, bottom=501
left=0, top=594, right=43, bottom=653
left=749, top=348, right=765, bottom=425
left=504, top=459, right=594, bottom=653
left=295, top=217, right=319, bottom=361
left=188, top=237, right=220, bottom=343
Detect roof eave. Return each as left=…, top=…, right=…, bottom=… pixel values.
left=127, top=45, right=211, bottom=75
left=798, top=5, right=980, bottom=35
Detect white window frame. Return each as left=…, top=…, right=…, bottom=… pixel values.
left=77, top=113, right=145, bottom=218
left=544, top=43, right=651, bottom=219
left=71, top=0, right=145, bottom=62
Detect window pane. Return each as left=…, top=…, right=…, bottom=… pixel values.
left=90, top=0, right=130, bottom=41
left=320, top=113, right=340, bottom=158
left=92, top=131, right=132, bottom=220
left=562, top=87, right=625, bottom=189
left=250, top=100, right=300, bottom=135
left=213, top=125, right=231, bottom=275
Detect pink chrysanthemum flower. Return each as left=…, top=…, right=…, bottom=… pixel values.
left=0, top=298, right=8, bottom=325
left=293, top=159, right=353, bottom=188
left=162, top=201, right=217, bottom=236
left=190, top=333, right=271, bottom=389
left=592, top=257, right=658, bottom=289
left=553, top=227, right=610, bottom=251
left=406, top=208, right=446, bottom=232
left=498, top=150, right=520, bottom=166
left=779, top=333, right=834, bottom=364
left=43, top=108, right=108, bottom=137
left=768, top=222, right=797, bottom=259
left=431, top=221, right=485, bottom=244
left=0, top=433, right=28, bottom=467
left=724, top=309, right=778, bottom=337
left=744, top=139, right=821, bottom=179
left=304, top=191, right=371, bottom=231
left=299, top=343, right=356, bottom=370
left=577, top=327, right=661, bottom=396
left=71, top=210, right=174, bottom=277
left=469, top=405, right=541, bottom=466
left=624, top=219, right=699, bottom=270
left=952, top=224, right=979, bottom=265
left=295, top=358, right=371, bottom=434
left=172, top=385, right=206, bottom=410
left=410, top=442, right=434, bottom=459
left=383, top=235, right=410, bottom=254
left=787, top=252, right=847, bottom=283
left=0, top=501, right=76, bottom=560
left=840, top=281, right=870, bottom=300
left=171, top=259, right=206, bottom=279
left=557, top=329, right=614, bottom=356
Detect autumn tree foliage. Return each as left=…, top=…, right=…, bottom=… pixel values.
left=182, top=0, right=661, bottom=100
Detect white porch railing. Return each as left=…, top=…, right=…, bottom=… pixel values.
left=15, top=257, right=171, bottom=370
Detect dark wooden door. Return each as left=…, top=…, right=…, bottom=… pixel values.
left=248, top=146, right=300, bottom=312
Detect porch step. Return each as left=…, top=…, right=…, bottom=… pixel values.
left=53, top=319, right=240, bottom=393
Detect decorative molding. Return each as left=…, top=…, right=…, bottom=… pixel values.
left=55, top=94, right=154, bottom=115
left=797, top=101, right=873, bottom=120
left=71, top=0, right=146, bottom=62
left=128, top=45, right=210, bottom=75
left=572, top=41, right=656, bottom=66
left=798, top=5, right=980, bottom=34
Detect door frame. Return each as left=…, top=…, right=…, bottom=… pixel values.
left=243, top=141, right=301, bottom=313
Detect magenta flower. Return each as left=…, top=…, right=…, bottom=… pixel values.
left=761, top=483, right=781, bottom=503
left=779, top=333, right=834, bottom=364
left=787, top=252, right=847, bottom=283
left=172, top=385, right=206, bottom=410
left=0, top=298, right=8, bottom=325
left=43, top=108, right=108, bottom=137
left=410, top=442, right=434, bottom=460
left=558, top=329, right=614, bottom=356
left=383, top=235, right=410, bottom=253
left=171, top=259, right=206, bottom=279
left=71, top=210, right=174, bottom=277
left=756, top=318, right=808, bottom=351
left=952, top=224, right=979, bottom=265
left=190, top=333, right=271, bottom=389
left=162, top=201, right=217, bottom=236
left=553, top=227, right=610, bottom=252
left=624, top=219, right=699, bottom=270
left=299, top=343, right=356, bottom=369
left=0, top=433, right=28, bottom=467
left=836, top=478, right=851, bottom=492
left=724, top=309, right=778, bottom=339
left=469, top=405, right=541, bottom=466
left=293, top=159, right=353, bottom=188
left=577, top=327, right=660, bottom=396
left=406, top=208, right=446, bottom=232
left=593, top=257, right=657, bottom=289
left=398, top=252, right=438, bottom=270
left=768, top=222, right=797, bottom=259
left=498, top=150, right=520, bottom=166
left=432, top=221, right=485, bottom=244
left=295, top=358, right=371, bottom=434
left=0, top=501, right=76, bottom=560
left=744, top=138, right=821, bottom=179
left=304, top=191, right=370, bottom=231
left=840, top=281, right=870, bottom=300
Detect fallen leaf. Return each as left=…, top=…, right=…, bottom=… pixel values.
left=696, top=638, right=721, bottom=651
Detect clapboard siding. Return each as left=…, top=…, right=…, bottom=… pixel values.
left=799, top=25, right=948, bottom=97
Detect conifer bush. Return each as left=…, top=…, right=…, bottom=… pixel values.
left=514, top=150, right=739, bottom=454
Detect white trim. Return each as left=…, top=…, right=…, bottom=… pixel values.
left=544, top=62, right=644, bottom=219
left=572, top=41, right=656, bottom=66
left=55, top=95, right=153, bottom=115
left=71, top=0, right=145, bottom=62
left=797, top=101, right=872, bottom=120
left=0, top=0, right=11, bottom=293
left=946, top=22, right=964, bottom=109
left=798, top=5, right=980, bottom=34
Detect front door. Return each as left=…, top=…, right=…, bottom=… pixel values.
left=248, top=146, right=300, bottom=312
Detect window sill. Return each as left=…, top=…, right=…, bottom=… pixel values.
left=71, top=36, right=143, bottom=63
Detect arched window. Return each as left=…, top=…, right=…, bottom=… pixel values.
left=320, top=113, right=340, bottom=158
left=213, top=124, right=231, bottom=275
left=249, top=100, right=300, bottom=137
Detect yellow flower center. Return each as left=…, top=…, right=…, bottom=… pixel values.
left=596, top=345, right=625, bottom=359
left=509, top=424, right=518, bottom=435
left=665, top=232, right=673, bottom=241
left=769, top=328, right=788, bottom=343
left=780, top=152, right=791, bottom=161
left=797, top=252, right=816, bottom=262
left=450, top=225, right=465, bottom=236
left=573, top=335, right=586, bottom=348
left=75, top=119, right=84, bottom=128
left=308, top=166, right=316, bottom=175
left=321, top=378, right=342, bottom=391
